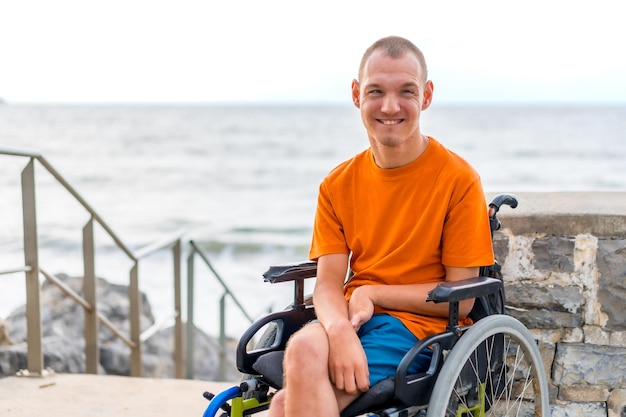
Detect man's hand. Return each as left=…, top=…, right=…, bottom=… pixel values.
left=326, top=320, right=370, bottom=394
left=313, top=254, right=370, bottom=394
left=348, top=286, right=375, bottom=332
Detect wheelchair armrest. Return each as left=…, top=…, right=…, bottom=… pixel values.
left=394, top=332, right=455, bottom=406
left=236, top=305, right=316, bottom=375
left=263, top=262, right=318, bottom=307
left=263, top=261, right=318, bottom=283
left=426, top=276, right=502, bottom=303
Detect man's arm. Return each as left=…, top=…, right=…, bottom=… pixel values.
left=348, top=266, right=478, bottom=331
left=313, top=254, right=371, bottom=395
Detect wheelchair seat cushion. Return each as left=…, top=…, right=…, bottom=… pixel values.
left=340, top=377, right=395, bottom=417
left=252, top=351, right=285, bottom=389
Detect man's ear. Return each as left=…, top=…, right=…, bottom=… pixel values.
left=422, top=80, right=434, bottom=110
left=351, top=79, right=360, bottom=108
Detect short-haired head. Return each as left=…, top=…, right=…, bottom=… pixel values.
left=358, top=36, right=428, bottom=82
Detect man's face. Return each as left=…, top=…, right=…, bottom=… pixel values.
left=352, top=50, right=433, bottom=150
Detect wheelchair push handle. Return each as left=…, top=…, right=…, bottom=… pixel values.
left=488, top=193, right=518, bottom=234
left=488, top=193, right=518, bottom=218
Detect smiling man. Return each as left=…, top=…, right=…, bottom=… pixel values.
left=268, top=36, right=494, bottom=417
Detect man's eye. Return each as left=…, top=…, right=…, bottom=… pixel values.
left=368, top=90, right=382, bottom=95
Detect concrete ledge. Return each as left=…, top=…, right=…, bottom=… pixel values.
left=487, top=192, right=626, bottom=236
left=0, top=373, right=233, bottom=416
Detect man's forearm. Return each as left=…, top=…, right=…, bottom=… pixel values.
left=352, top=282, right=474, bottom=319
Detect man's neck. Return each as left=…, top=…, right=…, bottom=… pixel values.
left=370, top=135, right=430, bottom=169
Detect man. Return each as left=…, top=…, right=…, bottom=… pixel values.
left=268, top=36, right=494, bottom=417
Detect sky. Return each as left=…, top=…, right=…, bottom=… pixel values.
left=1, top=0, right=625, bottom=104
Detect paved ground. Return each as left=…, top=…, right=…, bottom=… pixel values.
left=0, top=372, right=235, bottom=416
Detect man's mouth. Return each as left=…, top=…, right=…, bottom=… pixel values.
left=379, top=119, right=403, bottom=125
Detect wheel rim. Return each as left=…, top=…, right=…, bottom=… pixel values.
left=427, top=315, right=550, bottom=417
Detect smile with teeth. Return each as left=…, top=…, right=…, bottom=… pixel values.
left=379, top=119, right=403, bottom=125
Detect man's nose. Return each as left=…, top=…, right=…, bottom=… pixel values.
left=381, top=94, right=400, bottom=114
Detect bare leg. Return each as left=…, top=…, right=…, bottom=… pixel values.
left=268, top=322, right=360, bottom=417
left=268, top=390, right=286, bottom=417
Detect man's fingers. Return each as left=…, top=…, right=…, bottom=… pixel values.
left=357, top=369, right=370, bottom=392
left=342, top=372, right=358, bottom=395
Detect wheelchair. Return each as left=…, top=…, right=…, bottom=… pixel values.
left=201, top=193, right=551, bottom=417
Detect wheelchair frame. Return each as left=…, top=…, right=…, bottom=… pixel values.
left=201, top=194, right=551, bottom=417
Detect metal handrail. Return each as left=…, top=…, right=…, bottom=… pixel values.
left=0, top=266, right=32, bottom=275
left=3, top=146, right=136, bottom=259
left=0, top=146, right=185, bottom=378
left=186, top=239, right=255, bottom=380
left=39, top=268, right=137, bottom=348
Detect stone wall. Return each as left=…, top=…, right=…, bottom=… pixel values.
left=490, top=192, right=626, bottom=417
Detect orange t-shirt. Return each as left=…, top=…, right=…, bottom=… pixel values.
left=309, top=138, right=494, bottom=340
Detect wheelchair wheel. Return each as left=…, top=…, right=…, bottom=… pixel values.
left=426, top=315, right=550, bottom=417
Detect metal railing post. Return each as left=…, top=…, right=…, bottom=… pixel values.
left=185, top=241, right=257, bottom=379
left=83, top=218, right=99, bottom=374
left=21, top=159, right=43, bottom=375
left=173, top=240, right=184, bottom=378
left=186, top=251, right=195, bottom=379
left=218, top=293, right=227, bottom=381
left=129, top=263, right=142, bottom=376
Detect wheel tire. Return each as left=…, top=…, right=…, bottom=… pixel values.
left=426, top=315, right=550, bottom=417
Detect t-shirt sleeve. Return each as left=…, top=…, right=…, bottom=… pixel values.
left=441, top=177, right=494, bottom=268
left=309, top=181, right=350, bottom=261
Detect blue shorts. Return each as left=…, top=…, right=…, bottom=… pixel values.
left=358, top=314, right=432, bottom=387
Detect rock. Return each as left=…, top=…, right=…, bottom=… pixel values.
left=0, top=274, right=238, bottom=381
left=0, top=320, right=12, bottom=346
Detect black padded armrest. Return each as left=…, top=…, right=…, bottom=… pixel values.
left=427, top=276, right=502, bottom=303
left=236, top=305, right=316, bottom=375
left=263, top=262, right=318, bottom=283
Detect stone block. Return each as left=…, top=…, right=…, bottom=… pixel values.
left=610, top=331, right=626, bottom=347
left=506, top=283, right=582, bottom=313
left=506, top=282, right=583, bottom=328
left=509, top=309, right=582, bottom=329
left=607, top=388, right=626, bottom=417
left=563, top=327, right=584, bottom=343
left=532, top=237, right=575, bottom=272
left=501, top=234, right=539, bottom=282
left=532, top=328, right=566, bottom=344
left=553, top=343, right=626, bottom=387
left=585, top=326, right=611, bottom=346
left=559, top=385, right=610, bottom=402
left=597, top=239, right=626, bottom=331
left=551, top=402, right=607, bottom=417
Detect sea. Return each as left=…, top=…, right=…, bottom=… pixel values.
left=1, top=103, right=625, bottom=338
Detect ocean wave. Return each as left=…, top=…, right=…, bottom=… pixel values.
left=192, top=239, right=310, bottom=257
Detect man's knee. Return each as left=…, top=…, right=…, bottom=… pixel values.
left=268, top=389, right=285, bottom=417
left=283, top=323, right=328, bottom=371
